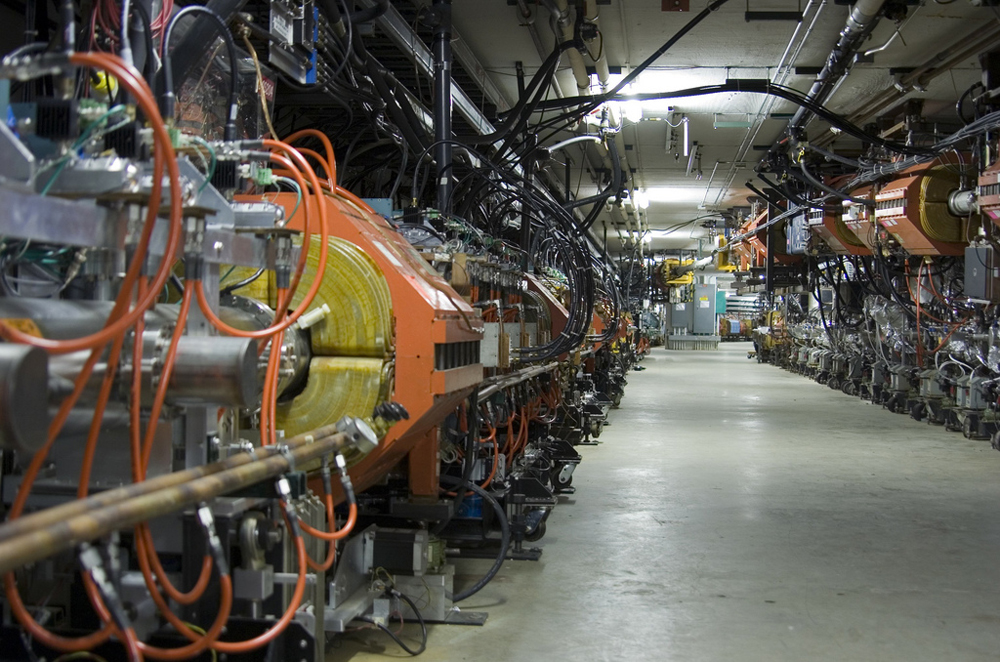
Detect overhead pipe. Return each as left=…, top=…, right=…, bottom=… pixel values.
left=514, top=0, right=565, bottom=98
left=675, top=256, right=714, bottom=275
left=786, top=0, right=887, bottom=136
left=862, top=5, right=919, bottom=57
left=543, top=0, right=590, bottom=94
left=545, top=134, right=602, bottom=153
left=584, top=0, right=610, bottom=90
left=432, top=0, right=453, bottom=213
left=712, top=0, right=825, bottom=207
left=817, top=22, right=1000, bottom=139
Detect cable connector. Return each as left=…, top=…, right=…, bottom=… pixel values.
left=320, top=453, right=333, bottom=496
left=293, top=304, right=331, bottom=331
left=197, top=504, right=230, bottom=577
left=253, top=165, right=274, bottom=187
left=183, top=216, right=206, bottom=281
left=78, top=543, right=131, bottom=634
left=274, top=234, right=294, bottom=290
left=333, top=453, right=357, bottom=506
left=275, top=476, right=302, bottom=538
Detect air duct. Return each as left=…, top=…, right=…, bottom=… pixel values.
left=786, top=0, right=887, bottom=136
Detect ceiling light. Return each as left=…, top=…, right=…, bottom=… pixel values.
left=623, top=100, right=643, bottom=123
left=682, top=116, right=690, bottom=157
left=628, top=98, right=674, bottom=115
left=686, top=141, right=699, bottom=176
left=627, top=68, right=727, bottom=94
left=644, top=187, right=710, bottom=203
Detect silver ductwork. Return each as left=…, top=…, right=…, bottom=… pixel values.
left=787, top=0, right=887, bottom=133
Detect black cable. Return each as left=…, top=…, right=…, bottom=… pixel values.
left=466, top=40, right=574, bottom=147
left=162, top=5, right=239, bottom=141
left=510, top=0, right=733, bottom=133
left=755, top=173, right=834, bottom=211
left=328, top=0, right=354, bottom=81
left=956, top=82, right=983, bottom=127
left=221, top=267, right=265, bottom=295
left=349, top=0, right=389, bottom=24
left=438, top=476, right=509, bottom=603
left=535, top=83, right=931, bottom=157
left=361, top=588, right=427, bottom=656
left=799, top=162, right=875, bottom=206
left=129, top=1, right=156, bottom=84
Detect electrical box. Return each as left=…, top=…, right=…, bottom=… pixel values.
left=268, top=0, right=318, bottom=84
left=785, top=212, right=810, bottom=254
left=965, top=245, right=1000, bottom=302
left=693, top=284, right=717, bottom=334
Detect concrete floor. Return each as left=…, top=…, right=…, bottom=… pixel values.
left=334, top=344, right=1000, bottom=661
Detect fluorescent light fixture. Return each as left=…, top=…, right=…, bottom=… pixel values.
left=628, top=98, right=674, bottom=115
left=627, top=68, right=727, bottom=94
left=714, top=113, right=753, bottom=129
left=682, top=116, right=690, bottom=157
left=623, top=100, right=643, bottom=123
left=645, top=186, right=710, bottom=203
left=634, top=189, right=650, bottom=209
left=686, top=141, right=698, bottom=176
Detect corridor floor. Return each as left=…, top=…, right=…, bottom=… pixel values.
left=335, top=344, right=1000, bottom=661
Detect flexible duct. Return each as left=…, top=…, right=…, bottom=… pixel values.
left=786, top=0, right=886, bottom=134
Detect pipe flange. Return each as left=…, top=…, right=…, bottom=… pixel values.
left=335, top=416, right=379, bottom=454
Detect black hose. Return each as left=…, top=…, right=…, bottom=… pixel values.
left=158, top=0, right=247, bottom=110
left=221, top=267, right=265, bottom=295
left=162, top=5, right=240, bottom=140
left=755, top=174, right=829, bottom=211
left=799, top=162, right=875, bottom=206
left=516, top=0, right=732, bottom=133
left=745, top=181, right=787, bottom=210
left=349, top=0, right=389, bottom=24
left=129, top=1, right=156, bottom=84
left=359, top=588, right=427, bottom=656
left=434, top=390, right=479, bottom=535
left=803, top=143, right=864, bottom=168
left=438, top=476, right=509, bottom=603
left=532, top=82, right=931, bottom=157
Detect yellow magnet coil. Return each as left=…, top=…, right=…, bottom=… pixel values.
left=227, top=236, right=395, bottom=453
left=919, top=166, right=967, bottom=244
left=289, top=236, right=393, bottom=357
left=223, top=236, right=393, bottom=356
left=276, top=356, right=383, bottom=442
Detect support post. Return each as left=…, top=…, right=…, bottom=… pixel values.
left=521, top=136, right=537, bottom=272
left=432, top=0, right=453, bottom=214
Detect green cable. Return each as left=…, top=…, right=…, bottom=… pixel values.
left=40, top=105, right=129, bottom=196
left=188, top=135, right=217, bottom=193
left=273, top=176, right=303, bottom=226
left=219, top=264, right=237, bottom=286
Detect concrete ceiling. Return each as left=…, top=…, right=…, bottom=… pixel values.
left=448, top=0, right=992, bottom=254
